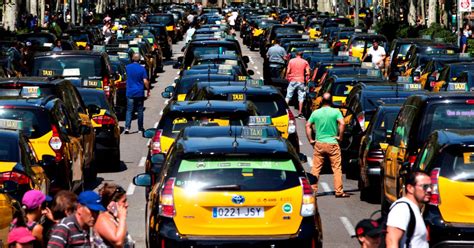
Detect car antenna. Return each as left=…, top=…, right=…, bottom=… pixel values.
left=232, top=126, right=239, bottom=149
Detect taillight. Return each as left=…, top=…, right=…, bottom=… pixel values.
left=429, top=168, right=440, bottom=206
left=466, top=99, right=474, bottom=105
left=0, top=171, right=31, bottom=185
left=367, top=148, right=384, bottom=162
left=348, top=45, right=353, bottom=56
left=103, top=76, right=110, bottom=97
left=159, top=177, right=176, bottom=217
left=299, top=177, right=315, bottom=217
left=287, top=109, right=296, bottom=134
left=357, top=111, right=365, bottom=131
left=92, top=115, right=115, bottom=125
left=151, top=129, right=163, bottom=155
left=408, top=155, right=417, bottom=164
left=49, top=125, right=63, bottom=162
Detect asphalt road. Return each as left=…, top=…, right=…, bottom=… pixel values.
left=95, top=32, right=379, bottom=248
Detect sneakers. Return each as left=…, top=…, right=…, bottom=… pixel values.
left=296, top=114, right=305, bottom=119
left=138, top=128, right=145, bottom=134
left=124, top=128, right=130, bottom=134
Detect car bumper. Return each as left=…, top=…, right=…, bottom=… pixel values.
left=425, top=205, right=474, bottom=247
left=157, top=217, right=320, bottom=245
left=94, top=127, right=119, bottom=151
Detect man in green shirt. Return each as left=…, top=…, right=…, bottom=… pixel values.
left=305, top=92, right=349, bottom=197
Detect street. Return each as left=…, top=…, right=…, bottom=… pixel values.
left=98, top=33, right=379, bottom=248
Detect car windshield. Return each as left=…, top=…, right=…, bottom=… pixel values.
left=398, top=44, right=412, bottom=57
left=332, top=83, right=353, bottom=97
left=422, top=103, right=474, bottom=142
left=0, top=108, right=51, bottom=139
left=275, top=27, right=302, bottom=34
left=248, top=96, right=287, bottom=117
left=70, top=33, right=89, bottom=42
left=160, top=115, right=245, bottom=137
left=0, top=137, right=19, bottom=162
left=375, top=111, right=398, bottom=131
left=175, top=158, right=299, bottom=191
left=193, top=46, right=236, bottom=57
left=32, top=56, right=103, bottom=78
left=78, top=90, right=111, bottom=111
left=147, top=15, right=173, bottom=25
left=439, top=147, right=474, bottom=182
left=451, top=65, right=474, bottom=79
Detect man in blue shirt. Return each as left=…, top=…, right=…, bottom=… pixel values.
left=125, top=53, right=150, bottom=134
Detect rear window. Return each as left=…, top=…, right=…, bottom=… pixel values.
left=248, top=96, right=287, bottom=117
left=398, top=44, right=412, bottom=57
left=0, top=108, right=51, bottom=138
left=0, top=137, right=19, bottom=162
left=275, top=27, right=302, bottom=34
left=147, top=15, right=174, bottom=25
left=374, top=111, right=398, bottom=131
left=439, top=147, right=474, bottom=182
left=421, top=103, right=474, bottom=142
left=160, top=115, right=245, bottom=137
left=193, top=46, right=236, bottom=57
left=77, top=90, right=111, bottom=111
left=32, top=56, right=104, bottom=78
left=70, top=33, right=89, bottom=42
left=332, top=83, right=354, bottom=97
left=175, top=158, right=300, bottom=191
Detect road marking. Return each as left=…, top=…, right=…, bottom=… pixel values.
left=340, top=216, right=356, bottom=237
left=256, top=71, right=261, bottom=75
left=307, top=156, right=313, bottom=168
left=253, top=66, right=258, bottom=70
left=138, top=156, right=146, bottom=167
left=159, top=110, right=163, bottom=116
left=126, top=183, right=136, bottom=195
left=146, top=139, right=151, bottom=146
left=320, top=182, right=331, bottom=192
left=154, top=122, right=159, bottom=128
left=299, top=140, right=303, bottom=146
left=164, top=99, right=169, bottom=104
left=259, top=76, right=264, bottom=80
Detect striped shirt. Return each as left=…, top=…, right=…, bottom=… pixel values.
left=47, top=215, right=90, bottom=248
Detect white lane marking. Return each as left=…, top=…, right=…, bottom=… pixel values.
left=256, top=71, right=261, bottom=75
left=253, top=66, right=258, bottom=70
left=154, top=122, right=159, bottom=128
left=159, top=110, right=163, bottom=116
left=138, top=156, right=146, bottom=167
left=320, top=182, right=331, bottom=192
left=146, top=139, right=151, bottom=146
left=165, top=99, right=169, bottom=104
left=126, top=183, right=136, bottom=195
left=307, top=156, right=313, bottom=168
left=340, top=216, right=356, bottom=237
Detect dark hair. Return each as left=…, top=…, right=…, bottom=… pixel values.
left=322, top=93, right=332, bottom=106
left=404, top=170, right=430, bottom=190
left=99, top=183, right=126, bottom=207
left=51, top=190, right=77, bottom=220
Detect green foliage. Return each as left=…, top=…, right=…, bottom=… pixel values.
left=420, top=23, right=457, bottom=43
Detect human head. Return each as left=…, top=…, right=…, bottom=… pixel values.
left=76, top=191, right=105, bottom=228
left=55, top=39, right=61, bottom=47
left=405, top=171, right=432, bottom=204
left=8, top=227, right=35, bottom=248
left=132, top=53, right=140, bottom=62
left=98, top=183, right=128, bottom=209
left=353, top=219, right=383, bottom=248
left=51, top=190, right=77, bottom=220
left=322, top=92, right=332, bottom=106
left=296, top=51, right=303, bottom=57
left=372, top=40, right=379, bottom=49
left=22, top=190, right=48, bottom=218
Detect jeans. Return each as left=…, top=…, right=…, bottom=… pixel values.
left=125, top=97, right=144, bottom=130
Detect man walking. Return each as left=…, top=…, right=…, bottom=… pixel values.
left=305, top=92, right=349, bottom=197
left=125, top=53, right=150, bottom=134
left=362, top=40, right=386, bottom=69
left=266, top=39, right=287, bottom=78
left=47, top=191, right=105, bottom=247
left=286, top=51, right=310, bottom=119
left=385, top=171, right=431, bottom=248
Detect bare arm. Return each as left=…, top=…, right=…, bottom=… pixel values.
left=386, top=226, right=404, bottom=248
left=94, top=211, right=128, bottom=247
left=337, top=118, right=345, bottom=141
left=305, top=121, right=315, bottom=144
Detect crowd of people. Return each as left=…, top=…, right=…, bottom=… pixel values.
left=7, top=183, right=134, bottom=248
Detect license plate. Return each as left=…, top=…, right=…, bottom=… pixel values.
left=212, top=207, right=264, bottom=218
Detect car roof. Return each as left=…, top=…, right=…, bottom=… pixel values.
left=0, top=77, right=65, bottom=85
left=163, top=100, right=256, bottom=114
left=0, top=129, right=20, bottom=139
left=205, top=85, right=281, bottom=96
left=331, top=74, right=384, bottom=82
left=434, top=129, right=474, bottom=146
left=35, top=50, right=105, bottom=57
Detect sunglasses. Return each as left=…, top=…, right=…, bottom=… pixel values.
left=110, top=186, right=126, bottom=201
left=417, top=184, right=432, bottom=191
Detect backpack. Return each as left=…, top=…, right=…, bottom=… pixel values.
left=378, top=201, right=416, bottom=248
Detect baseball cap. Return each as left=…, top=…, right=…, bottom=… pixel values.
left=78, top=191, right=106, bottom=212
left=8, top=227, right=36, bottom=244
left=353, top=219, right=384, bottom=238
left=22, top=190, right=46, bottom=210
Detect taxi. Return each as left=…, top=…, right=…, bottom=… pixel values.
left=387, top=38, right=431, bottom=80
left=401, top=43, right=459, bottom=77
left=450, top=71, right=474, bottom=92
left=426, top=62, right=474, bottom=92
left=134, top=125, right=322, bottom=248
left=249, top=19, right=280, bottom=51
left=162, top=74, right=237, bottom=101
left=414, top=55, right=465, bottom=87
left=77, top=88, right=121, bottom=170
left=346, top=34, right=388, bottom=60
left=358, top=104, right=401, bottom=202
left=306, top=20, right=323, bottom=39
left=381, top=92, right=474, bottom=214
left=185, top=82, right=300, bottom=152
left=62, top=29, right=94, bottom=48
left=147, top=13, right=179, bottom=43
left=260, top=24, right=305, bottom=57
left=412, top=129, right=474, bottom=247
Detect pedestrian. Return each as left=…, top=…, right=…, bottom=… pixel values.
left=6, top=41, right=23, bottom=77
left=285, top=51, right=310, bottom=118
left=461, top=24, right=471, bottom=53
left=184, top=24, right=196, bottom=44
left=305, top=92, right=349, bottom=198
left=103, top=21, right=113, bottom=45
left=8, top=227, right=36, bottom=248
left=93, top=184, right=135, bottom=247
left=52, top=40, right=62, bottom=52
left=361, top=40, right=386, bottom=69
left=42, top=191, right=77, bottom=246
left=47, top=191, right=105, bottom=248
left=228, top=11, right=238, bottom=34
left=353, top=219, right=383, bottom=248
left=16, top=190, right=51, bottom=247
left=124, top=53, right=150, bottom=134
left=266, top=39, right=287, bottom=79
left=385, top=171, right=431, bottom=248
left=21, top=42, right=35, bottom=75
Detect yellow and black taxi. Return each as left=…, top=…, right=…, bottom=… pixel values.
left=62, top=29, right=95, bottom=48
left=381, top=92, right=474, bottom=213
left=0, top=184, right=21, bottom=248
left=450, top=71, right=474, bottom=92
left=147, top=13, right=179, bottom=43
left=401, top=43, right=459, bottom=77
left=0, top=87, right=88, bottom=192
left=133, top=124, right=322, bottom=247
left=0, top=78, right=97, bottom=187
left=30, top=50, right=118, bottom=107
left=339, top=82, right=425, bottom=178
left=162, top=74, right=237, bottom=101
left=358, top=104, right=401, bottom=202
left=425, top=62, right=474, bottom=92
left=306, top=19, right=323, bottom=40
left=185, top=82, right=301, bottom=152
left=413, top=54, right=463, bottom=87
left=249, top=19, right=280, bottom=51
left=76, top=88, right=121, bottom=170
left=412, top=129, right=474, bottom=247
left=260, top=24, right=305, bottom=57
left=346, top=33, right=388, bottom=60
left=387, top=38, right=431, bottom=80
left=16, top=32, right=57, bottom=52
left=190, top=54, right=252, bottom=75
left=140, top=24, right=173, bottom=59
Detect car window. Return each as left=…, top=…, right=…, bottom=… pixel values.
left=0, top=137, right=19, bottom=162
left=421, top=103, right=474, bottom=142
left=393, top=106, right=416, bottom=147
left=249, top=96, right=287, bottom=117
left=32, top=56, right=103, bottom=78
left=352, top=39, right=365, bottom=48
left=398, top=44, right=412, bottom=57
left=175, top=158, right=300, bottom=191
left=78, top=90, right=111, bottom=111
left=147, top=15, right=174, bottom=25
left=437, top=147, right=474, bottom=181
left=0, top=108, right=51, bottom=138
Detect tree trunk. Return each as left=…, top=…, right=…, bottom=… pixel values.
left=427, top=0, right=436, bottom=26
left=30, top=0, right=38, bottom=17
left=419, top=0, right=426, bottom=25
left=3, top=1, right=18, bottom=31
left=408, top=0, right=417, bottom=25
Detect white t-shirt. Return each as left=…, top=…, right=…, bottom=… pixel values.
left=187, top=14, right=194, bottom=24
left=228, top=13, right=238, bottom=26
left=386, top=197, right=429, bottom=248
left=368, top=46, right=386, bottom=64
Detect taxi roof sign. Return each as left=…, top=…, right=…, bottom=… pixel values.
left=246, top=79, right=264, bottom=87
left=118, top=43, right=129, bottom=48
left=241, top=126, right=268, bottom=140
left=20, top=86, right=41, bottom=98
left=217, top=69, right=232, bottom=75
left=460, top=53, right=471, bottom=58
left=338, top=51, right=349, bottom=56
left=397, top=76, right=413, bottom=84
left=92, top=45, right=105, bottom=52
left=62, top=68, right=81, bottom=77
left=403, top=83, right=422, bottom=91
left=347, top=56, right=360, bottom=63
left=366, top=69, right=381, bottom=77
left=228, top=93, right=246, bottom=101
left=447, top=82, right=468, bottom=92
left=248, top=116, right=272, bottom=126
left=0, top=119, right=23, bottom=131
left=218, top=64, right=233, bottom=70
left=361, top=62, right=375, bottom=69
left=225, top=60, right=238, bottom=66
left=319, top=43, right=328, bottom=49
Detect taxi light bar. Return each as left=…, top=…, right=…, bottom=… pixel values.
left=299, top=177, right=315, bottom=217
left=159, top=177, right=176, bottom=218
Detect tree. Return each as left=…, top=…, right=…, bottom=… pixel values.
left=3, top=0, right=18, bottom=31
left=408, top=0, right=417, bottom=25
left=427, top=0, right=436, bottom=26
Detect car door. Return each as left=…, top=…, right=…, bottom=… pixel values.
left=19, top=135, right=48, bottom=193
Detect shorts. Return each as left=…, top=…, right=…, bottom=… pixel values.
left=286, top=81, right=305, bottom=102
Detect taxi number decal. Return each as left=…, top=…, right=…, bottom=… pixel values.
left=448, top=83, right=467, bottom=91
left=0, top=119, right=22, bottom=130
left=231, top=94, right=245, bottom=101
left=238, top=76, right=247, bottom=81
left=212, top=207, right=264, bottom=218
left=41, top=70, right=54, bottom=76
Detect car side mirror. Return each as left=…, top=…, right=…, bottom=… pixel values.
left=243, top=56, right=250, bottom=64
left=162, top=91, right=172, bottom=99
left=305, top=172, right=318, bottom=185
left=164, top=85, right=175, bottom=92
left=400, top=161, right=412, bottom=176
left=150, top=154, right=165, bottom=174
left=143, top=128, right=157, bottom=138
left=133, top=173, right=151, bottom=187
left=87, top=104, right=101, bottom=116
left=247, top=69, right=254, bottom=76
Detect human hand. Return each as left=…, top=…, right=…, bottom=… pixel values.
left=147, top=90, right=151, bottom=97
left=117, top=204, right=127, bottom=219
left=309, top=140, right=316, bottom=145
left=42, top=207, right=54, bottom=222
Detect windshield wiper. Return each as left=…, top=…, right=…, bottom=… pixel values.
left=202, top=184, right=241, bottom=191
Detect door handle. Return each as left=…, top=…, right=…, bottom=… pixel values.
left=386, top=158, right=393, bottom=161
